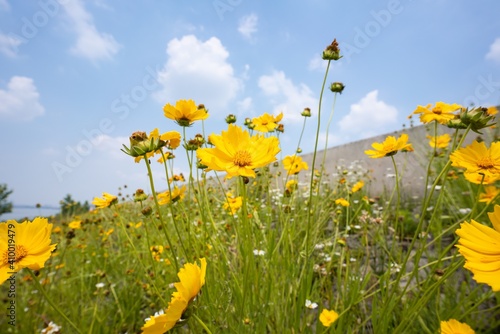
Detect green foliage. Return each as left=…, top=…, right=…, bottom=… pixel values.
left=59, top=194, right=90, bottom=217
left=0, top=183, right=13, bottom=216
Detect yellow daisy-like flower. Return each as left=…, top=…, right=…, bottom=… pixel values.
left=427, top=133, right=451, bottom=149
left=285, top=179, right=298, bottom=193
left=0, top=218, right=57, bottom=284
left=412, top=102, right=461, bottom=124
left=141, top=258, right=207, bottom=334
left=68, top=220, right=82, bottom=229
left=283, top=155, right=309, bottom=175
left=450, top=141, right=500, bottom=178
left=479, top=185, right=500, bottom=204
left=351, top=180, right=364, bottom=193
left=486, top=106, right=498, bottom=116
left=163, top=99, right=208, bottom=127
left=223, top=194, right=243, bottom=215
left=319, top=309, right=339, bottom=327
left=455, top=205, right=500, bottom=291
left=440, top=319, right=475, bottom=334
left=134, top=129, right=181, bottom=163
left=252, top=112, right=283, bottom=133
left=335, top=198, right=350, bottom=207
left=464, top=171, right=500, bottom=185
left=196, top=124, right=280, bottom=179
left=158, top=186, right=186, bottom=205
left=365, top=134, right=413, bottom=159
left=92, top=192, right=118, bottom=209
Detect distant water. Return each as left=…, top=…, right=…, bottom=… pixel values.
left=0, top=206, right=60, bottom=221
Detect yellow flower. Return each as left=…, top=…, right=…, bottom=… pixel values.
left=455, top=205, right=500, bottom=291
left=412, top=102, right=461, bottom=124
left=252, top=112, right=283, bottom=132
left=283, top=155, right=309, bottom=175
left=223, top=194, right=243, bottom=215
left=92, top=192, right=118, bottom=208
left=319, top=309, right=339, bottom=327
left=196, top=124, right=280, bottom=179
left=351, top=180, right=364, bottom=193
left=365, top=134, right=413, bottom=159
left=479, top=186, right=500, bottom=203
left=440, top=319, right=475, bottom=334
left=163, top=99, right=208, bottom=127
left=68, top=220, right=82, bottom=229
left=464, top=172, right=500, bottom=185
left=285, top=179, right=298, bottom=193
left=158, top=186, right=186, bottom=205
left=141, top=258, right=207, bottom=333
left=427, top=133, right=451, bottom=149
left=134, top=129, right=181, bottom=163
left=450, top=141, right=500, bottom=178
left=486, top=106, right=498, bottom=116
left=335, top=198, right=350, bottom=207
left=0, top=218, right=57, bottom=284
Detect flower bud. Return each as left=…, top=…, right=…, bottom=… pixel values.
left=225, top=114, right=237, bottom=124
left=322, top=39, right=342, bottom=61
left=330, top=82, right=345, bottom=94
left=301, top=108, right=312, bottom=117
left=122, top=131, right=167, bottom=157
left=276, top=123, right=284, bottom=133
left=134, top=189, right=148, bottom=202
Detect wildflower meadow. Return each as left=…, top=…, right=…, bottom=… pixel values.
left=2, top=39, right=500, bottom=333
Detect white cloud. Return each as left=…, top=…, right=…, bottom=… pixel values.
left=486, top=38, right=500, bottom=63
left=0, top=76, right=45, bottom=121
left=61, top=0, right=121, bottom=62
left=258, top=70, right=317, bottom=122
left=238, top=14, right=258, bottom=40
left=338, top=90, right=398, bottom=139
left=0, top=32, right=23, bottom=57
left=308, top=54, right=327, bottom=71
left=154, top=35, right=241, bottom=112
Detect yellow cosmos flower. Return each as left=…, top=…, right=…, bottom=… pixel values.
left=92, top=192, right=118, bottom=209
left=283, top=155, right=309, bottom=175
left=0, top=218, right=57, bottom=284
left=440, top=319, right=475, bottom=334
left=223, top=194, right=243, bottom=215
left=365, top=134, right=413, bottom=159
left=163, top=99, right=208, bottom=127
left=479, top=186, right=500, bottom=203
left=142, top=258, right=207, bottom=334
left=455, top=205, right=500, bottom=291
left=450, top=141, right=500, bottom=179
left=351, top=180, right=364, bottom=193
left=486, top=106, right=498, bottom=116
left=252, top=112, right=283, bottom=132
left=68, top=220, right=82, bottom=229
left=464, top=171, right=500, bottom=185
left=319, top=309, right=339, bottom=327
left=196, top=124, right=280, bottom=179
left=412, top=102, right=461, bottom=124
left=134, top=129, right=181, bottom=163
left=158, top=186, right=186, bottom=205
left=285, top=179, right=298, bottom=193
left=427, top=133, right=451, bottom=149
left=335, top=198, right=350, bottom=207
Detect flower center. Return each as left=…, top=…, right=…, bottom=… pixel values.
left=2, top=245, right=28, bottom=265
left=432, top=107, right=443, bottom=115
left=234, top=150, right=252, bottom=167
left=478, top=156, right=495, bottom=169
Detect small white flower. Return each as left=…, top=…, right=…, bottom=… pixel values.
left=253, top=249, right=265, bottom=256
left=459, top=208, right=471, bottom=215
left=95, top=282, right=105, bottom=289
left=41, top=321, right=62, bottom=334
left=305, top=299, right=318, bottom=309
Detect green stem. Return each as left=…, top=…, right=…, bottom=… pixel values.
left=192, top=313, right=213, bottom=334
left=28, top=269, right=82, bottom=334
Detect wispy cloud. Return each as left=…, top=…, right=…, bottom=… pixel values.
left=61, top=0, right=121, bottom=62
left=258, top=70, right=317, bottom=122
left=238, top=14, right=258, bottom=40
left=0, top=76, right=45, bottom=121
left=486, top=37, right=500, bottom=63
left=0, top=32, right=23, bottom=57
left=155, top=35, right=241, bottom=112
left=338, top=90, right=398, bottom=140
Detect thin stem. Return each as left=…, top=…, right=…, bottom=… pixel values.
left=28, top=269, right=82, bottom=334
left=192, top=313, right=213, bottom=334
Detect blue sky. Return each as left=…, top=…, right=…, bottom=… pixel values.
left=0, top=0, right=499, bottom=210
